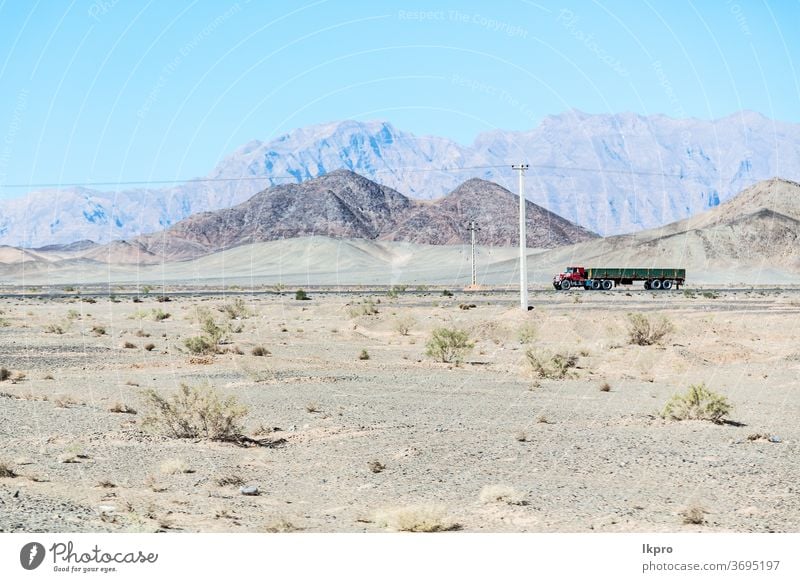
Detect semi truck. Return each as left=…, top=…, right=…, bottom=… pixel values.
left=552, top=266, right=686, bottom=291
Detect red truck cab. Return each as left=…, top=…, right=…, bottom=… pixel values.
left=553, top=266, right=586, bottom=289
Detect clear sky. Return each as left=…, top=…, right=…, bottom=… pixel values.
left=0, top=0, right=798, bottom=196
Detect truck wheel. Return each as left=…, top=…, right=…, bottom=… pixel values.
left=644, top=280, right=651, bottom=290
left=651, top=279, right=662, bottom=290
left=662, top=280, right=673, bottom=290
left=591, top=279, right=601, bottom=290
left=560, top=280, right=571, bottom=290
left=601, top=280, right=613, bottom=290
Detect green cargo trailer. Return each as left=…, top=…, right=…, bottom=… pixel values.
left=552, top=266, right=686, bottom=290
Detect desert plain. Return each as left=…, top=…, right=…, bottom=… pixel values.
left=1, top=284, right=798, bottom=533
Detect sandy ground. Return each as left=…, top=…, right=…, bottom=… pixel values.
left=2, top=236, right=795, bottom=287
left=1, top=287, right=799, bottom=533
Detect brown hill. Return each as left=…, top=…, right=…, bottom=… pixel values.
left=535, top=178, right=800, bottom=280
left=385, top=178, right=597, bottom=248
left=130, top=170, right=597, bottom=261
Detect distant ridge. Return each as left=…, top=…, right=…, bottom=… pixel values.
left=2, top=112, right=800, bottom=247
left=0, top=178, right=798, bottom=285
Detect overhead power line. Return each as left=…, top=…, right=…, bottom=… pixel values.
left=0, top=163, right=687, bottom=190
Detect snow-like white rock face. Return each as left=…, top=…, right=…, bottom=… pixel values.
left=1, top=111, right=798, bottom=247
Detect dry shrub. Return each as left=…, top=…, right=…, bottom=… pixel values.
left=220, top=298, right=251, bottom=319
left=375, top=505, right=459, bottom=532
left=368, top=460, right=386, bottom=474
left=215, top=474, right=245, bottom=487
left=141, top=383, right=248, bottom=440
left=425, top=328, right=474, bottom=364
left=122, top=341, right=137, bottom=349
left=359, top=349, right=370, bottom=360
left=0, top=367, right=10, bottom=382
left=479, top=485, right=526, bottom=506
left=599, top=382, right=611, bottom=392
left=91, top=325, right=106, bottom=336
left=662, top=383, right=732, bottom=423
left=525, top=348, right=578, bottom=379
left=517, top=322, right=537, bottom=344
left=469, top=320, right=508, bottom=343
left=144, top=343, right=156, bottom=351
left=9, top=371, right=24, bottom=385
left=264, top=517, right=299, bottom=533
left=626, top=313, right=674, bottom=346
left=348, top=300, right=379, bottom=318
left=44, top=322, right=67, bottom=334
left=0, top=461, right=17, bottom=478
left=109, top=402, right=137, bottom=414
left=681, top=506, right=707, bottom=525
left=53, top=394, right=77, bottom=408
left=251, top=346, right=270, bottom=357
left=393, top=316, right=416, bottom=336
left=160, top=458, right=194, bottom=475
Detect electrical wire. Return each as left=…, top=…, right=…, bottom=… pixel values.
left=0, top=162, right=687, bottom=190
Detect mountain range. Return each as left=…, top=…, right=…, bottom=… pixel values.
left=2, top=110, right=799, bottom=247
left=83, top=170, right=598, bottom=262
left=1, top=175, right=797, bottom=286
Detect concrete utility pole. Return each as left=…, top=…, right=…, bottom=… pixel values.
left=466, top=220, right=480, bottom=287
left=512, top=163, right=530, bottom=311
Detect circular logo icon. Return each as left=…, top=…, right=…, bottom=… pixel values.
left=20, top=542, right=46, bottom=570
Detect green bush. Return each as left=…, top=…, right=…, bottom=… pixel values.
left=184, top=335, right=215, bottom=355
left=141, top=383, right=248, bottom=440
left=662, top=383, right=732, bottom=423
left=151, top=308, right=171, bottom=321
left=425, top=328, right=474, bottom=364
left=192, top=309, right=228, bottom=347
left=295, top=289, right=310, bottom=301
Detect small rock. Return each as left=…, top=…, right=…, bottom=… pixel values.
left=239, top=485, right=259, bottom=496
left=768, top=436, right=782, bottom=443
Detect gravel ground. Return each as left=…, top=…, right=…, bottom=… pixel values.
left=0, top=289, right=798, bottom=532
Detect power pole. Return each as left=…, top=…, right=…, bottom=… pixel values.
left=512, top=163, right=529, bottom=311
left=466, top=220, right=481, bottom=287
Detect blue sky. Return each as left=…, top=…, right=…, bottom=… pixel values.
left=0, top=0, right=798, bottom=195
